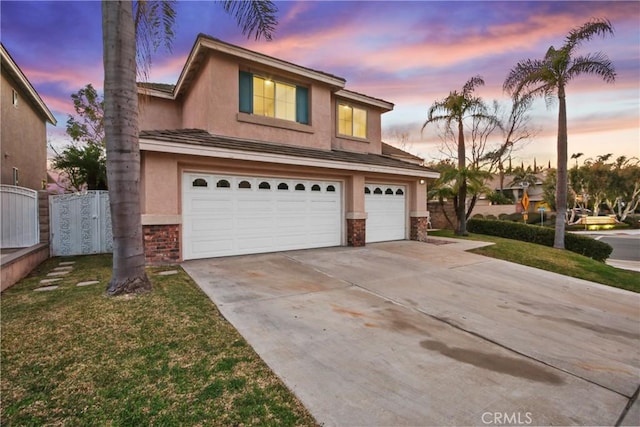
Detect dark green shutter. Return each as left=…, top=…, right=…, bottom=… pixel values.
left=239, top=71, right=253, bottom=113
left=296, top=86, right=309, bottom=124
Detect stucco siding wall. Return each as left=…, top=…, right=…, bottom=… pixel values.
left=139, top=95, right=181, bottom=130
left=1, top=71, right=47, bottom=190
left=182, top=55, right=216, bottom=131
left=141, top=152, right=180, bottom=216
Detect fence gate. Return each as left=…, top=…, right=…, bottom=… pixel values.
left=50, top=191, right=113, bottom=256
left=1, top=185, right=39, bottom=248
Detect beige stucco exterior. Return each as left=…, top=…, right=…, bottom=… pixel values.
left=1, top=52, right=55, bottom=191
left=137, top=36, right=435, bottom=261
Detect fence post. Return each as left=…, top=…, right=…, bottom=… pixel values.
left=38, top=191, right=49, bottom=244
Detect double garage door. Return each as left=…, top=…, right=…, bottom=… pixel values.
left=183, top=173, right=342, bottom=260
left=182, top=173, right=407, bottom=260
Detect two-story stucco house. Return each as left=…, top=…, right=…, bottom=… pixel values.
left=138, top=35, right=437, bottom=263
left=1, top=43, right=57, bottom=190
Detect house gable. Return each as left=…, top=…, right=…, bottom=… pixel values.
left=138, top=35, right=393, bottom=155
left=1, top=43, right=56, bottom=190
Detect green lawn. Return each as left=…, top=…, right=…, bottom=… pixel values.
left=430, top=229, right=640, bottom=293
left=1, top=255, right=317, bottom=426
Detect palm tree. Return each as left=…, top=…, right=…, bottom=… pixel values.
left=504, top=18, right=615, bottom=249
left=102, top=0, right=277, bottom=295
left=422, top=76, right=497, bottom=235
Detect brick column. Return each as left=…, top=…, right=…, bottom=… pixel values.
left=143, top=224, right=180, bottom=264
left=410, top=216, right=429, bottom=242
left=347, top=218, right=366, bottom=247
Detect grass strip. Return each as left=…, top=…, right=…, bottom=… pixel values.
left=429, top=229, right=639, bottom=293
left=1, top=254, right=317, bottom=426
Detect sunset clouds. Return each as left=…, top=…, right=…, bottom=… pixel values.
left=2, top=0, right=638, bottom=164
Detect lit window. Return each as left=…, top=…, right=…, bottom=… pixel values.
left=240, top=71, right=309, bottom=124
left=338, top=103, right=367, bottom=138
left=253, top=76, right=296, bottom=121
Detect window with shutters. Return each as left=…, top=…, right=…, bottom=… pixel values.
left=239, top=71, right=309, bottom=125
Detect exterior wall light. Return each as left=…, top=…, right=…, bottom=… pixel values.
left=419, top=179, right=426, bottom=185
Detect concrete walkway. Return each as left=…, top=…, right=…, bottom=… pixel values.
left=183, top=239, right=640, bottom=426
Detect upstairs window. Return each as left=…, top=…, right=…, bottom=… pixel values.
left=12, top=89, right=18, bottom=107
left=338, top=103, right=367, bottom=138
left=239, top=71, right=309, bottom=124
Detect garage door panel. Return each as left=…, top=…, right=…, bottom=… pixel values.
left=238, top=199, right=273, bottom=211
left=183, top=173, right=341, bottom=259
left=366, top=185, right=406, bottom=243
left=190, top=218, right=233, bottom=233
left=189, top=198, right=233, bottom=213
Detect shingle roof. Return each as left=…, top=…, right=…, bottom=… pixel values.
left=137, top=82, right=175, bottom=94
left=139, top=129, right=436, bottom=175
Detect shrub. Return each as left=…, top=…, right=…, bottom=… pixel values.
left=623, top=215, right=640, bottom=229
left=467, top=219, right=613, bottom=262
left=472, top=213, right=484, bottom=219
left=486, top=214, right=497, bottom=220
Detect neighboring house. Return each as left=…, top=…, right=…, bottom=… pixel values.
left=1, top=43, right=57, bottom=190
left=138, top=35, right=438, bottom=263
left=473, top=171, right=549, bottom=216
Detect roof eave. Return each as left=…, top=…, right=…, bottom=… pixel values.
left=335, top=89, right=394, bottom=111
left=139, top=137, right=438, bottom=179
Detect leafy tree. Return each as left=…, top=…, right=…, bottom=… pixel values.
left=102, top=0, right=278, bottom=295
left=51, top=84, right=107, bottom=191
left=422, top=76, right=498, bottom=235
left=610, top=158, right=640, bottom=221
left=504, top=18, right=615, bottom=249
left=427, top=161, right=491, bottom=228
left=570, top=155, right=640, bottom=221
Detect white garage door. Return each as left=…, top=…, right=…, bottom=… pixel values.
left=182, top=173, right=342, bottom=259
left=365, top=184, right=406, bottom=243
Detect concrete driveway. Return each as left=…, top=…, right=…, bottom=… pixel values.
left=183, top=239, right=640, bottom=426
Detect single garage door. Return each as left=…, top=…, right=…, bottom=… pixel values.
left=182, top=173, right=342, bottom=259
left=365, top=184, right=406, bottom=243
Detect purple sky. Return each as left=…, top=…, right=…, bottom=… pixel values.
left=2, top=0, right=638, bottom=166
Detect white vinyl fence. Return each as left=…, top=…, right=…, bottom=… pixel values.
left=50, top=191, right=113, bottom=256
left=1, top=185, right=39, bottom=248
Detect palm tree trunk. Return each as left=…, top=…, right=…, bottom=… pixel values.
left=102, top=0, right=151, bottom=295
left=457, top=119, right=468, bottom=235
left=554, top=83, right=568, bottom=249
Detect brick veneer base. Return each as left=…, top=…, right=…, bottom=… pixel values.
left=143, top=224, right=180, bottom=264
left=410, top=217, right=429, bottom=242
left=347, top=218, right=366, bottom=247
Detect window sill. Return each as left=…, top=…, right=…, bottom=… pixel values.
left=336, top=134, right=370, bottom=144
left=237, top=113, right=314, bottom=134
